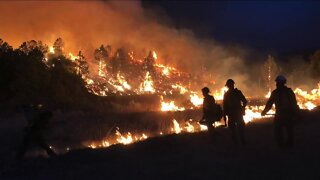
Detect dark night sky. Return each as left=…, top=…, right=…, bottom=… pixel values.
left=142, top=1, right=320, bottom=54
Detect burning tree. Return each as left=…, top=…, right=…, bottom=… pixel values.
left=68, top=51, right=89, bottom=78
left=52, top=37, right=64, bottom=57
left=94, top=45, right=111, bottom=77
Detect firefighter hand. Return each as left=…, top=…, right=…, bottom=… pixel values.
left=261, top=110, right=267, bottom=116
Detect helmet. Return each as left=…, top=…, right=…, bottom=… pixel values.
left=201, top=87, right=210, bottom=94
left=275, top=75, right=286, bottom=83
left=225, top=79, right=235, bottom=86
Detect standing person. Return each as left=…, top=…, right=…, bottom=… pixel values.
left=261, top=75, right=299, bottom=148
left=199, top=87, right=216, bottom=136
left=16, top=104, right=56, bottom=160
left=223, top=79, right=247, bottom=145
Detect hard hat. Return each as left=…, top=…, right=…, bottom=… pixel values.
left=225, top=79, right=235, bottom=86
left=275, top=75, right=286, bottom=83
left=201, top=87, right=210, bottom=94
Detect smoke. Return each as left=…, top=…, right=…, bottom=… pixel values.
left=0, top=1, right=262, bottom=94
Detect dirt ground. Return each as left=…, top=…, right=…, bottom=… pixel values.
left=1, top=110, right=320, bottom=180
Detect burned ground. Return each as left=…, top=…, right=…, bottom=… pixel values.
left=1, top=110, right=320, bottom=180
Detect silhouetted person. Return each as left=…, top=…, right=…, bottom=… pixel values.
left=199, top=87, right=216, bottom=135
left=16, top=104, right=56, bottom=160
left=261, top=75, right=299, bottom=148
left=223, top=79, right=247, bottom=145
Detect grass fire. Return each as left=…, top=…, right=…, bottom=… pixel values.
left=0, top=1, right=320, bottom=179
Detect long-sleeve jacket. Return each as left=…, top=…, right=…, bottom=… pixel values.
left=263, top=86, right=299, bottom=118
left=223, top=88, right=247, bottom=117
left=202, top=95, right=216, bottom=121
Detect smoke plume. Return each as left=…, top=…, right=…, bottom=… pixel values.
left=0, top=1, right=265, bottom=94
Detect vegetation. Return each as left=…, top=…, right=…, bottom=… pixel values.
left=0, top=39, right=97, bottom=111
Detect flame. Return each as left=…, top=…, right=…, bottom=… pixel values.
left=213, top=87, right=228, bottom=100
left=294, top=82, right=320, bottom=110
left=162, top=67, right=170, bottom=76
left=265, top=91, right=271, bottom=98
left=117, top=73, right=131, bottom=90
left=171, top=84, right=188, bottom=94
left=49, top=46, right=54, bottom=53
left=184, top=121, right=195, bottom=132
left=161, top=101, right=185, bottom=111
left=152, top=51, right=157, bottom=60
left=98, top=60, right=106, bottom=77
left=243, top=106, right=274, bottom=123
left=190, top=93, right=202, bottom=107
left=198, top=122, right=208, bottom=131
left=108, top=78, right=125, bottom=92
left=139, top=71, right=155, bottom=93
left=68, top=52, right=78, bottom=61
left=115, top=130, right=133, bottom=145
left=171, top=119, right=182, bottom=134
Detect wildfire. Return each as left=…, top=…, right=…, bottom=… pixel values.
left=139, top=71, right=155, bottom=93
left=86, top=109, right=279, bottom=151
left=243, top=106, right=274, bottom=123
left=87, top=127, right=149, bottom=148
left=265, top=91, right=271, bottom=98
left=162, top=67, right=170, bottom=76
left=152, top=51, right=157, bottom=60
left=115, top=130, right=133, bottom=145
left=172, top=84, right=188, bottom=94
left=49, top=46, right=54, bottom=53
left=68, top=52, right=78, bottom=61
left=294, top=82, right=320, bottom=110
left=213, top=87, right=228, bottom=100
left=98, top=60, right=106, bottom=77
left=161, top=101, right=185, bottom=111
left=172, top=119, right=182, bottom=134
left=190, top=93, right=202, bottom=107
left=117, top=73, right=131, bottom=90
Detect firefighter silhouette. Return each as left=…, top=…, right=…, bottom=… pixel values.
left=16, top=104, right=56, bottom=159
left=223, top=79, right=247, bottom=145
left=261, top=75, right=300, bottom=148
left=199, top=87, right=216, bottom=135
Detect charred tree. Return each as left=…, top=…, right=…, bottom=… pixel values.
left=94, top=45, right=111, bottom=77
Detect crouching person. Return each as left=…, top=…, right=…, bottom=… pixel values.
left=16, top=104, right=56, bottom=160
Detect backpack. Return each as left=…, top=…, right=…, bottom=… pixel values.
left=212, top=103, right=223, bottom=122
